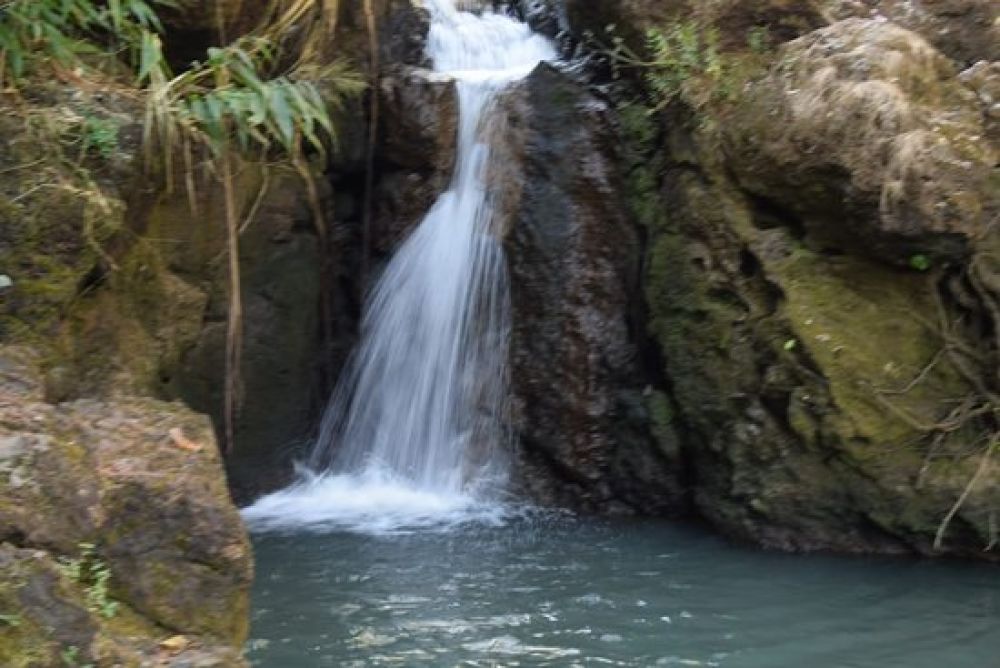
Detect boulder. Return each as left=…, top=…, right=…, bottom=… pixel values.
left=725, top=19, right=996, bottom=264
left=373, top=67, right=459, bottom=254
left=495, top=65, right=687, bottom=514
left=823, top=0, right=999, bottom=65
left=0, top=347, right=252, bottom=664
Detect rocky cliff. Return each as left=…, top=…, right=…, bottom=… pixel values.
left=561, top=0, right=1000, bottom=558
left=4, top=11, right=999, bottom=665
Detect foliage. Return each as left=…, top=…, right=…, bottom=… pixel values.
left=593, top=21, right=726, bottom=111
left=643, top=22, right=726, bottom=109
left=0, top=612, right=21, bottom=626
left=78, top=114, right=120, bottom=159
left=747, top=26, right=771, bottom=55
left=60, top=644, right=94, bottom=668
left=141, top=35, right=363, bottom=181
left=593, top=20, right=774, bottom=115
left=909, top=254, right=932, bottom=271
left=58, top=543, right=119, bottom=619
left=0, top=0, right=174, bottom=88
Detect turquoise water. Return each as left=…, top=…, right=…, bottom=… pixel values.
left=248, top=516, right=1000, bottom=667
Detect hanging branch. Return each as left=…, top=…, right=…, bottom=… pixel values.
left=141, top=2, right=364, bottom=453
left=361, top=0, right=379, bottom=289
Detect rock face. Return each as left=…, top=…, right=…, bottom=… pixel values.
left=561, top=0, right=1000, bottom=558
left=0, top=347, right=251, bottom=666
left=495, top=65, right=687, bottom=514
left=725, top=18, right=996, bottom=264
left=373, top=67, right=458, bottom=255
left=149, top=165, right=332, bottom=503
left=824, top=0, right=999, bottom=66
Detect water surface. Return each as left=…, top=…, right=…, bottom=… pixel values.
left=248, top=516, right=1000, bottom=667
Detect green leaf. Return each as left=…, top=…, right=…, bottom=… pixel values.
left=137, top=30, right=164, bottom=83
left=269, top=85, right=295, bottom=149
left=909, top=254, right=932, bottom=271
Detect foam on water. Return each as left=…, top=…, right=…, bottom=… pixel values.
left=241, top=471, right=516, bottom=535
left=243, top=0, right=556, bottom=534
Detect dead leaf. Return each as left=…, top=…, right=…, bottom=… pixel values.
left=169, top=428, right=203, bottom=453
left=159, top=634, right=190, bottom=654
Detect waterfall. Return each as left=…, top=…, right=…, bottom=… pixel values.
left=243, top=0, right=556, bottom=533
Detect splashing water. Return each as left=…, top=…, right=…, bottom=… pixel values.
left=243, top=0, right=556, bottom=534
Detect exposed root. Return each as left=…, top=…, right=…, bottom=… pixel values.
left=872, top=262, right=999, bottom=553
left=934, top=435, right=997, bottom=551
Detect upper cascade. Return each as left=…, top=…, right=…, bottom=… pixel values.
left=425, top=0, right=557, bottom=81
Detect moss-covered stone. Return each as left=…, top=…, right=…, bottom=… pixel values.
left=0, top=346, right=252, bottom=663
left=724, top=19, right=997, bottom=264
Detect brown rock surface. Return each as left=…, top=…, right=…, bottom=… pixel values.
left=0, top=346, right=252, bottom=665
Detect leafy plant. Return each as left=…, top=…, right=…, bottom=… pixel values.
left=0, top=612, right=21, bottom=626
left=747, top=26, right=772, bottom=55
left=592, top=21, right=727, bottom=111
left=79, top=114, right=120, bottom=159
left=909, top=254, right=932, bottom=271
left=592, top=19, right=776, bottom=117
left=60, top=644, right=94, bottom=668
left=58, top=542, right=119, bottom=619
left=0, top=0, right=174, bottom=88
left=644, top=22, right=725, bottom=107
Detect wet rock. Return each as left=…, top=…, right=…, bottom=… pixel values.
left=495, top=65, right=687, bottom=514
left=373, top=67, right=459, bottom=254
left=380, top=1, right=432, bottom=66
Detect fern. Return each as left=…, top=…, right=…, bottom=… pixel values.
left=592, top=20, right=737, bottom=112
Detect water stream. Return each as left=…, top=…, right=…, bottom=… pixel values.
left=243, top=0, right=556, bottom=533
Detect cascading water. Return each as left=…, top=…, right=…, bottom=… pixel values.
left=243, top=0, right=556, bottom=533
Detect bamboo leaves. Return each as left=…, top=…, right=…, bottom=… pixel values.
left=0, top=0, right=174, bottom=86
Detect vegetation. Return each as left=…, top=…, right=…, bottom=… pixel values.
left=2, top=0, right=366, bottom=451
left=0, top=0, right=171, bottom=88
left=60, top=644, right=93, bottom=668
left=591, top=21, right=771, bottom=114
left=58, top=543, right=119, bottom=619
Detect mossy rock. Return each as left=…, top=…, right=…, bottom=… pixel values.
left=724, top=19, right=997, bottom=264
left=639, top=111, right=998, bottom=557
left=0, top=347, right=252, bottom=661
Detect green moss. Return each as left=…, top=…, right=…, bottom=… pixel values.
left=772, top=249, right=968, bottom=445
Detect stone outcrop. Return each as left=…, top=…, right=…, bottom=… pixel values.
left=0, top=347, right=251, bottom=666
left=560, top=0, right=1000, bottom=558
left=725, top=18, right=996, bottom=264
left=373, top=67, right=458, bottom=255
left=494, top=65, right=687, bottom=514
left=824, top=0, right=999, bottom=66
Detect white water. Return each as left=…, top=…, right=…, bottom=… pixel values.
left=243, top=0, right=556, bottom=534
